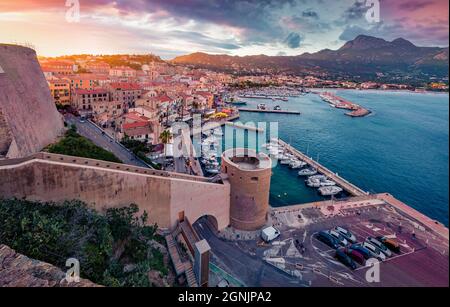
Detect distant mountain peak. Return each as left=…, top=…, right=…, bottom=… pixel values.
left=391, top=37, right=417, bottom=48
left=339, top=35, right=389, bottom=50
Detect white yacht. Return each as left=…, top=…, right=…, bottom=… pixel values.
left=298, top=168, right=318, bottom=176
left=280, top=158, right=292, bottom=165
left=289, top=160, right=307, bottom=169
left=306, top=178, right=322, bottom=188
left=318, top=186, right=343, bottom=196
left=320, top=179, right=336, bottom=187
left=213, top=128, right=223, bottom=136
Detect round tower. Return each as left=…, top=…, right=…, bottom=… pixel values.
left=221, top=148, right=272, bottom=231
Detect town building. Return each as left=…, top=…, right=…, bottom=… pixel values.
left=47, top=79, right=71, bottom=106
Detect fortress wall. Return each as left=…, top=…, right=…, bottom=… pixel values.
left=170, top=179, right=230, bottom=230
left=0, top=156, right=230, bottom=231
left=0, top=44, right=64, bottom=158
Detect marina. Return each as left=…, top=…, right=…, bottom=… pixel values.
left=277, top=138, right=367, bottom=197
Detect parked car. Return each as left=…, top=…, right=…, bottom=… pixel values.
left=316, top=231, right=340, bottom=249
left=350, top=244, right=372, bottom=260
left=335, top=226, right=357, bottom=243
left=328, top=230, right=348, bottom=246
left=344, top=248, right=366, bottom=265
left=376, top=236, right=401, bottom=253
left=362, top=241, right=386, bottom=261
left=366, top=237, right=392, bottom=257
left=335, top=249, right=357, bottom=270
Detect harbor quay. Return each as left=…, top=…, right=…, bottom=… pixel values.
left=277, top=139, right=367, bottom=197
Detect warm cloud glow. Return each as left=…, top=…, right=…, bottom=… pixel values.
left=0, top=0, right=448, bottom=58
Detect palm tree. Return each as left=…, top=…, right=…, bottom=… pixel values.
left=159, top=129, right=173, bottom=169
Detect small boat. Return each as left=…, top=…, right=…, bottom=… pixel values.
left=298, top=168, right=318, bottom=176
left=274, top=105, right=281, bottom=111
left=280, top=158, right=293, bottom=165
left=320, top=179, right=336, bottom=187
left=306, top=178, right=322, bottom=188
left=308, top=175, right=327, bottom=181
left=289, top=160, right=307, bottom=169
left=257, top=103, right=267, bottom=110
left=213, top=128, right=223, bottom=136
left=318, top=186, right=343, bottom=196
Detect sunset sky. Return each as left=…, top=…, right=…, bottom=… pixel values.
left=0, top=0, right=448, bottom=58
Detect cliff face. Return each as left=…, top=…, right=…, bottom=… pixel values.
left=0, top=44, right=64, bottom=159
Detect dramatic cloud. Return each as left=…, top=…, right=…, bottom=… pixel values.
left=0, top=0, right=448, bottom=57
left=284, top=32, right=303, bottom=48
left=398, top=1, right=434, bottom=11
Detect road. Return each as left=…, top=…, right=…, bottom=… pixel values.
left=193, top=218, right=307, bottom=287
left=65, top=114, right=149, bottom=168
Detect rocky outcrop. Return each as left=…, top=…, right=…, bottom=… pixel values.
left=0, top=245, right=99, bottom=287
left=0, top=44, right=64, bottom=159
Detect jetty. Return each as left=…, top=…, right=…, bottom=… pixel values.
left=277, top=139, right=367, bottom=197
left=224, top=122, right=264, bottom=132
left=238, top=108, right=301, bottom=115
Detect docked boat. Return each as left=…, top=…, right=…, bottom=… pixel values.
left=213, top=128, right=224, bottom=136
left=257, top=103, right=267, bottom=110
left=298, top=168, right=318, bottom=176
left=289, top=160, right=307, bottom=169
left=306, top=178, right=322, bottom=188
left=320, top=179, right=336, bottom=187
left=280, top=158, right=293, bottom=165
left=205, top=165, right=220, bottom=174
left=318, top=186, right=343, bottom=196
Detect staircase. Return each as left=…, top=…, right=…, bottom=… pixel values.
left=165, top=234, right=186, bottom=276
left=184, top=263, right=198, bottom=287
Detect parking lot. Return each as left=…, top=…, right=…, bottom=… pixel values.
left=232, top=201, right=449, bottom=287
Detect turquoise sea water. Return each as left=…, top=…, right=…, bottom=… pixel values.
left=220, top=90, right=449, bottom=226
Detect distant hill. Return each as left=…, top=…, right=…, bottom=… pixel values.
left=171, top=35, right=449, bottom=83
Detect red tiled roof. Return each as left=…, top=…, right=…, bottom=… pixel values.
left=122, top=121, right=149, bottom=130
left=156, top=94, right=172, bottom=103
left=124, top=112, right=150, bottom=122
left=109, top=82, right=142, bottom=90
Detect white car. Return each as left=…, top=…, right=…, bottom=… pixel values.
left=335, top=226, right=357, bottom=244
left=366, top=237, right=392, bottom=257
left=327, top=230, right=348, bottom=246
left=363, top=241, right=386, bottom=261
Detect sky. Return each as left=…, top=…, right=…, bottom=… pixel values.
left=0, top=0, right=448, bottom=59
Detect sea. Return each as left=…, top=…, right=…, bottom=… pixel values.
left=216, top=90, right=449, bottom=226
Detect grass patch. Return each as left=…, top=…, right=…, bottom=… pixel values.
left=46, top=126, right=122, bottom=163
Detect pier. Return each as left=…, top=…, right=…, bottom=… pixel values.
left=238, top=108, right=301, bottom=115
left=277, top=139, right=367, bottom=197
left=224, top=122, right=265, bottom=132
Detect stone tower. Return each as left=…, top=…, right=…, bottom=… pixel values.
left=221, top=148, right=272, bottom=231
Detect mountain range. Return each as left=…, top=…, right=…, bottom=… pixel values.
left=171, top=35, right=449, bottom=83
